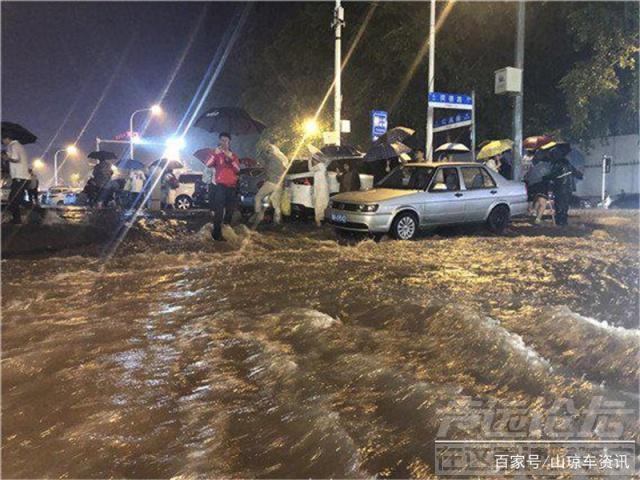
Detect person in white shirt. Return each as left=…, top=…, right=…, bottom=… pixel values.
left=2, top=134, right=30, bottom=223
left=124, top=169, right=146, bottom=209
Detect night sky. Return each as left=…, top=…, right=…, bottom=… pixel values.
left=2, top=1, right=271, bottom=183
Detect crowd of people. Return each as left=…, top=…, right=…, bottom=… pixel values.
left=1, top=124, right=585, bottom=231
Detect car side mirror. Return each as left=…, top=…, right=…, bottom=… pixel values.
left=431, top=182, right=447, bottom=191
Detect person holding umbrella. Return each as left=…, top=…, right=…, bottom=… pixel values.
left=542, top=142, right=582, bottom=226
left=2, top=124, right=34, bottom=224
left=206, top=132, right=240, bottom=241
left=87, top=151, right=116, bottom=207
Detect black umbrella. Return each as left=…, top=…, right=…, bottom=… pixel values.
left=401, top=134, right=425, bottom=152
left=567, top=148, right=585, bottom=173
left=526, top=159, right=553, bottom=185
left=364, top=142, right=411, bottom=162
left=88, top=150, right=118, bottom=161
left=194, top=107, right=266, bottom=135
left=116, top=159, right=145, bottom=170
left=375, top=126, right=415, bottom=145
left=1, top=122, right=37, bottom=144
left=538, top=141, right=571, bottom=161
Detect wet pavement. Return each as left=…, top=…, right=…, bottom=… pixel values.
left=2, top=209, right=639, bottom=478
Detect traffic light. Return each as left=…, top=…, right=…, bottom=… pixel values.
left=604, top=156, right=612, bottom=174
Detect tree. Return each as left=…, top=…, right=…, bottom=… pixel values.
left=559, top=2, right=639, bottom=141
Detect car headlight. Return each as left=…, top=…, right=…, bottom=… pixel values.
left=358, top=204, right=379, bottom=213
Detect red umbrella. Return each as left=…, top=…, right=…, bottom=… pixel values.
left=193, top=148, right=216, bottom=164
left=523, top=135, right=553, bottom=150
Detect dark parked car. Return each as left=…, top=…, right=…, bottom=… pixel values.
left=174, top=168, right=265, bottom=214
left=237, top=167, right=266, bottom=217
left=569, top=194, right=594, bottom=209
left=610, top=193, right=640, bottom=209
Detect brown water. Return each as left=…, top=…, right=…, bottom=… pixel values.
left=2, top=211, right=639, bottom=478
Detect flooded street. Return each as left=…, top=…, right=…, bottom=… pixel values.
left=2, top=210, right=639, bottom=478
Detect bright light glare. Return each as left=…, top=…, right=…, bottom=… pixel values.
left=150, top=105, right=162, bottom=115
left=303, top=118, right=319, bottom=136
left=32, top=158, right=45, bottom=170
left=165, top=136, right=185, bottom=150
left=66, top=145, right=78, bottom=155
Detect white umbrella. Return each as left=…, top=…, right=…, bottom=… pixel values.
left=435, top=142, right=470, bottom=153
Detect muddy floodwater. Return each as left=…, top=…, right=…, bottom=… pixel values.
left=2, top=210, right=639, bottom=478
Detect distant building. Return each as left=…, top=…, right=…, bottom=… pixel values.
left=575, top=134, right=639, bottom=197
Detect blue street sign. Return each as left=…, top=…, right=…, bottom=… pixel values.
left=433, top=112, right=472, bottom=129
left=371, top=110, right=388, bottom=141
left=428, top=92, right=473, bottom=110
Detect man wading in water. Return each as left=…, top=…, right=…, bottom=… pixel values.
left=206, top=132, right=240, bottom=241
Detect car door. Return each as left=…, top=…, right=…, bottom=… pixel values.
left=421, top=167, right=466, bottom=225
left=459, top=166, right=498, bottom=222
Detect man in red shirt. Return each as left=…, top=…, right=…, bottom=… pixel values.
left=206, top=132, right=240, bottom=241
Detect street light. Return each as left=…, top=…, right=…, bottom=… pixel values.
left=165, top=136, right=185, bottom=150
left=163, top=136, right=185, bottom=161
left=53, top=145, right=77, bottom=186
left=303, top=118, right=320, bottom=136
left=32, top=158, right=45, bottom=171
left=129, top=104, right=162, bottom=160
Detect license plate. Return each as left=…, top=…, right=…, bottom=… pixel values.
left=331, top=212, right=347, bottom=223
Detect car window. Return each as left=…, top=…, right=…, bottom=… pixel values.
left=179, top=174, right=202, bottom=184
left=377, top=166, right=435, bottom=190
left=429, top=167, right=460, bottom=192
left=461, top=167, right=496, bottom=190
left=327, top=159, right=361, bottom=173
left=287, top=160, right=309, bottom=174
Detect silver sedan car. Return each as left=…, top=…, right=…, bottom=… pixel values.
left=326, top=162, right=528, bottom=240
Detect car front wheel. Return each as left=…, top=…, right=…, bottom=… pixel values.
left=391, top=212, right=418, bottom=240
left=175, top=195, right=193, bottom=210
left=487, top=204, right=510, bottom=234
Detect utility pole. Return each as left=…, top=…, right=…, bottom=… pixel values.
left=333, top=0, right=344, bottom=146
left=513, top=1, right=525, bottom=180
left=425, top=0, right=436, bottom=160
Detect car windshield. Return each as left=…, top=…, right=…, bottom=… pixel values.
left=178, top=174, right=202, bottom=184
left=287, top=160, right=309, bottom=174
left=377, top=166, right=435, bottom=190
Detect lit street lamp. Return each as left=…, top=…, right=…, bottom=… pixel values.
left=303, top=118, right=320, bottom=137
left=53, top=145, right=77, bottom=186
left=129, top=105, right=162, bottom=160
left=32, top=158, right=45, bottom=171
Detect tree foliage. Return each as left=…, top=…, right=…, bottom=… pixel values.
left=559, top=2, right=639, bottom=141
left=221, top=2, right=639, bottom=155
